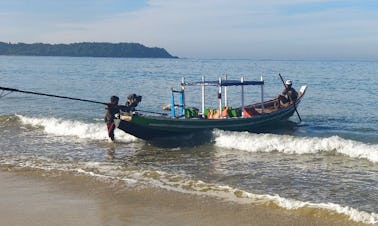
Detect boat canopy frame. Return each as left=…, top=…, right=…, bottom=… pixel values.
left=170, top=76, right=265, bottom=118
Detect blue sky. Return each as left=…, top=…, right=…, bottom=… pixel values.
left=1, top=0, right=378, bottom=60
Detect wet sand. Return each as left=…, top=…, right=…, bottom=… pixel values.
left=0, top=169, right=366, bottom=226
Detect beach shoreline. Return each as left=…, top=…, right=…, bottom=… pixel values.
left=0, top=168, right=366, bottom=226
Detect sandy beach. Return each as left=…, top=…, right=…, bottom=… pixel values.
left=0, top=168, right=366, bottom=226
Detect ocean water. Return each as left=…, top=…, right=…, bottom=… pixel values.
left=0, top=56, right=377, bottom=224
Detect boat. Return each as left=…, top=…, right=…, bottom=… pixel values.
left=116, top=76, right=307, bottom=140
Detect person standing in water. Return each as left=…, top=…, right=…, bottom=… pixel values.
left=104, top=96, right=120, bottom=141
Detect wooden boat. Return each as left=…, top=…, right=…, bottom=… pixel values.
left=116, top=76, right=307, bottom=140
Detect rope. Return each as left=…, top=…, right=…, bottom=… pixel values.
left=0, top=90, right=13, bottom=98
left=0, top=86, right=167, bottom=116
left=0, top=86, right=107, bottom=105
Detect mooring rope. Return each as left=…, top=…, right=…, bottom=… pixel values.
left=0, top=86, right=166, bottom=116
left=0, top=86, right=108, bottom=105
left=0, top=90, right=13, bottom=98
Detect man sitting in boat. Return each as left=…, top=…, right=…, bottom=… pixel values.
left=277, top=80, right=298, bottom=107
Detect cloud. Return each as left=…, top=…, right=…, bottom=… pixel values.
left=1, top=0, right=378, bottom=59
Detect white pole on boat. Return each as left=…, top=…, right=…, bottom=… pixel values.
left=224, top=74, right=228, bottom=107
left=218, top=77, right=222, bottom=118
left=181, top=77, right=185, bottom=116
left=201, top=76, right=205, bottom=116
left=241, top=76, right=245, bottom=117
left=261, top=75, right=264, bottom=113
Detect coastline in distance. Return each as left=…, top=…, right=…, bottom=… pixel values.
left=0, top=42, right=178, bottom=59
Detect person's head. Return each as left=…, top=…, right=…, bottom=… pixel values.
left=110, top=95, right=119, bottom=105
left=285, top=80, right=292, bottom=87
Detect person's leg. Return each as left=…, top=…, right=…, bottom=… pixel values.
left=107, top=123, right=116, bottom=141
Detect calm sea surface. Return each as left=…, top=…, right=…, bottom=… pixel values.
left=0, top=56, right=377, bottom=224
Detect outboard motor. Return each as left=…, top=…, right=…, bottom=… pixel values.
left=124, top=93, right=142, bottom=112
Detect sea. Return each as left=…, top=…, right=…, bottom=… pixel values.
left=0, top=56, right=377, bottom=224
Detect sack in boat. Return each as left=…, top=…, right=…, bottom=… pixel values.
left=222, top=106, right=229, bottom=117
left=185, top=107, right=199, bottom=118
left=228, top=108, right=240, bottom=117
left=204, top=108, right=213, bottom=119
left=243, top=108, right=259, bottom=117
left=205, top=108, right=220, bottom=119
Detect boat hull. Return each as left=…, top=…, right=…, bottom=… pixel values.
left=116, top=103, right=298, bottom=140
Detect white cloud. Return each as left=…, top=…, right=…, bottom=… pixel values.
left=1, top=0, right=378, bottom=59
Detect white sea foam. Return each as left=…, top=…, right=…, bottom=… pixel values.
left=108, top=166, right=378, bottom=225
left=3, top=154, right=377, bottom=225
left=17, top=115, right=137, bottom=143
left=247, top=192, right=378, bottom=224
left=73, top=163, right=378, bottom=224
left=213, top=130, right=378, bottom=163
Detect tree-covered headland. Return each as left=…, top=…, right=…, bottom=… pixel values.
left=0, top=42, right=177, bottom=58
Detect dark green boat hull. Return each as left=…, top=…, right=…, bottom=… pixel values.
left=116, top=103, right=298, bottom=140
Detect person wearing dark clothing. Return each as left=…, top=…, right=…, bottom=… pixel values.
left=104, top=96, right=120, bottom=141
left=277, top=80, right=298, bottom=107
left=121, top=93, right=142, bottom=113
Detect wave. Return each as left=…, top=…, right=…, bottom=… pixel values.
left=213, top=130, right=378, bottom=163
left=16, top=115, right=137, bottom=143
left=73, top=163, right=378, bottom=225
left=10, top=158, right=378, bottom=224
left=2, top=156, right=376, bottom=225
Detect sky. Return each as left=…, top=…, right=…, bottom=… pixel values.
left=1, top=0, right=378, bottom=60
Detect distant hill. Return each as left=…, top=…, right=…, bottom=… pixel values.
left=0, top=42, right=178, bottom=58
